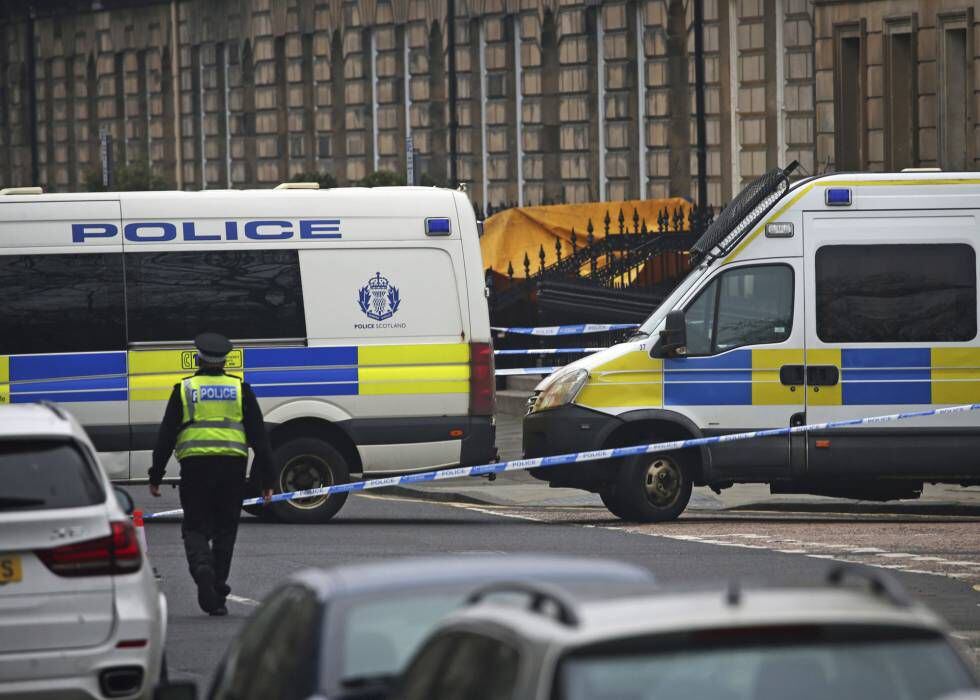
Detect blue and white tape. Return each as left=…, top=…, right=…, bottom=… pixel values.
left=495, top=366, right=558, bottom=376
left=492, top=323, right=639, bottom=336
left=494, top=348, right=605, bottom=356
left=142, top=403, right=980, bottom=520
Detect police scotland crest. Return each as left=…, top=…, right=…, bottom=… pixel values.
left=358, top=272, right=402, bottom=321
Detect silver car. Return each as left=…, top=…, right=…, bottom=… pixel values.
left=0, top=404, right=167, bottom=700
left=395, top=565, right=979, bottom=700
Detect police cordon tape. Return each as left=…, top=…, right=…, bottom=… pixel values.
left=142, top=403, right=980, bottom=520
left=491, top=323, right=639, bottom=336
left=494, top=348, right=605, bottom=355
left=495, top=366, right=559, bottom=376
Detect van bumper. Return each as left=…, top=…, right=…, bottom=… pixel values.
left=523, top=405, right=623, bottom=490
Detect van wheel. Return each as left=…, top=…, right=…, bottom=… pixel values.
left=270, top=438, right=350, bottom=524
left=599, top=485, right=632, bottom=520
left=606, top=452, right=692, bottom=522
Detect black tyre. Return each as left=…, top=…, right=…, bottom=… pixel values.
left=606, top=452, right=692, bottom=522
left=269, top=437, right=350, bottom=524
left=598, top=485, right=632, bottom=520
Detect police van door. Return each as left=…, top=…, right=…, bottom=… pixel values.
left=672, top=258, right=805, bottom=478
left=803, top=209, right=980, bottom=481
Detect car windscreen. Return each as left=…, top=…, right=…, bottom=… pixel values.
left=0, top=440, right=105, bottom=511
left=556, top=625, right=976, bottom=700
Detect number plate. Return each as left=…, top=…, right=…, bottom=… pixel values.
left=0, top=555, right=22, bottom=585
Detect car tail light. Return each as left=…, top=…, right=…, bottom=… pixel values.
left=37, top=521, right=142, bottom=577
left=469, top=342, right=495, bottom=416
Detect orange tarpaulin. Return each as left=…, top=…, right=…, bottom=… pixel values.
left=480, top=198, right=693, bottom=278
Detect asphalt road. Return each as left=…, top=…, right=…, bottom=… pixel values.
left=133, top=487, right=980, bottom=688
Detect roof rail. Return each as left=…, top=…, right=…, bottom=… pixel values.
left=826, top=563, right=911, bottom=607
left=465, top=581, right=580, bottom=627
left=274, top=182, right=319, bottom=190
left=37, top=400, right=68, bottom=420
left=1, top=186, right=43, bottom=195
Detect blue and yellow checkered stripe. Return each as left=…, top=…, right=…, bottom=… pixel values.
left=658, top=347, right=980, bottom=406
left=0, top=344, right=470, bottom=404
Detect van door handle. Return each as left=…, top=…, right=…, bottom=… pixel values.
left=779, top=365, right=805, bottom=386
left=806, top=365, right=840, bottom=386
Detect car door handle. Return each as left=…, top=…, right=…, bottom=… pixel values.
left=779, top=365, right=805, bottom=386
left=806, top=365, right=840, bottom=386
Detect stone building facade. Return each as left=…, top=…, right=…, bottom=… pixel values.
left=0, top=1, right=977, bottom=211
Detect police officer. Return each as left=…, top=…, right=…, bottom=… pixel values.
left=148, top=332, right=276, bottom=616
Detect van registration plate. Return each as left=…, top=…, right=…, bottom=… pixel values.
left=0, top=555, right=22, bottom=585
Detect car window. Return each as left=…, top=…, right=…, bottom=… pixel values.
left=557, top=627, right=975, bottom=700
left=428, top=632, right=520, bottom=700
left=341, top=593, right=466, bottom=681
left=211, top=586, right=320, bottom=700
left=397, top=634, right=458, bottom=700
left=0, top=440, right=104, bottom=511
left=683, top=265, right=793, bottom=355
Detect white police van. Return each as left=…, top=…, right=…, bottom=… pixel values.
left=0, top=184, right=495, bottom=523
left=524, top=166, right=980, bottom=521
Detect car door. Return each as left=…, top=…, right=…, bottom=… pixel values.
left=803, top=210, right=980, bottom=480
left=671, top=259, right=805, bottom=477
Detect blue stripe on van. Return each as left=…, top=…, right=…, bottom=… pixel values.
left=244, top=346, right=358, bottom=369
left=841, top=368, right=932, bottom=381
left=665, top=381, right=751, bottom=406
left=842, top=381, right=931, bottom=405
left=841, top=348, right=931, bottom=368
left=11, top=376, right=129, bottom=393
left=244, top=368, right=359, bottom=385
left=10, top=352, right=127, bottom=382
left=11, top=390, right=128, bottom=403
left=251, top=382, right=359, bottom=398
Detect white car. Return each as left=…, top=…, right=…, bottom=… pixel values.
left=0, top=403, right=167, bottom=700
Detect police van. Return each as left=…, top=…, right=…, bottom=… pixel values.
left=524, top=165, right=980, bottom=521
left=0, top=184, right=495, bottom=522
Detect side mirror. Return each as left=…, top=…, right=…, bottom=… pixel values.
left=654, top=309, right=688, bottom=358
left=113, top=486, right=135, bottom=516
left=155, top=681, right=198, bottom=700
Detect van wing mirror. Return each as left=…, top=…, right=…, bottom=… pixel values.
left=653, top=310, right=688, bottom=358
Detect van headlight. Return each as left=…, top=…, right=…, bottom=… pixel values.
left=532, top=369, right=589, bottom=413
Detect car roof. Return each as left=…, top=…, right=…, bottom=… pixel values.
left=290, top=554, right=655, bottom=601
left=0, top=403, right=78, bottom=440
left=442, top=584, right=951, bottom=650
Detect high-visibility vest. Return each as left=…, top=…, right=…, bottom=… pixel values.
left=175, top=374, right=248, bottom=460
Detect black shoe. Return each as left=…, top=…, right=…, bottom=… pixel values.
left=209, top=605, right=228, bottom=617
left=194, top=566, right=219, bottom=614
left=217, top=583, right=231, bottom=598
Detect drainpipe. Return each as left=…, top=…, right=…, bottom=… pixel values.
left=170, top=0, right=183, bottom=188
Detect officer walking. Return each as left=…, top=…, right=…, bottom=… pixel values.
left=148, top=333, right=276, bottom=616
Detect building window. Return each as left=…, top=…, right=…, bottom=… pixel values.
left=816, top=244, right=976, bottom=343
left=834, top=28, right=863, bottom=171
left=885, top=28, right=916, bottom=170
left=940, top=20, right=970, bottom=171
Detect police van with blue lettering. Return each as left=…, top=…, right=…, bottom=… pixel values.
left=0, top=183, right=495, bottom=523
left=524, top=165, right=980, bottom=521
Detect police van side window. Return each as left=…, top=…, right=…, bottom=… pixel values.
left=125, top=250, right=306, bottom=342
left=0, top=253, right=126, bottom=355
left=683, top=264, right=794, bottom=356
left=816, top=244, right=977, bottom=343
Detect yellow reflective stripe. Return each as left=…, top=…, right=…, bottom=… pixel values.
left=0, top=356, right=7, bottom=404
left=576, top=351, right=663, bottom=408
left=358, top=364, right=469, bottom=395
left=931, top=347, right=980, bottom=404
left=358, top=343, right=469, bottom=366
left=129, top=350, right=243, bottom=402
left=751, top=348, right=803, bottom=406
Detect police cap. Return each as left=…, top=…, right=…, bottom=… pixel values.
left=195, top=332, right=233, bottom=364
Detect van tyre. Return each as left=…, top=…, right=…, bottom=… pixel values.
left=270, top=438, right=350, bottom=524
left=599, top=485, right=632, bottom=520
left=607, top=452, right=692, bottom=522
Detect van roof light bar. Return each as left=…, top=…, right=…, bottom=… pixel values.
left=465, top=581, right=580, bottom=627
left=691, top=161, right=800, bottom=262
left=826, top=563, right=912, bottom=608
left=1, top=186, right=43, bottom=195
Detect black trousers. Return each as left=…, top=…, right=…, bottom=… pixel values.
left=178, top=456, right=247, bottom=593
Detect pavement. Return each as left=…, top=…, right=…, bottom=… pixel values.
left=390, top=414, right=980, bottom=515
